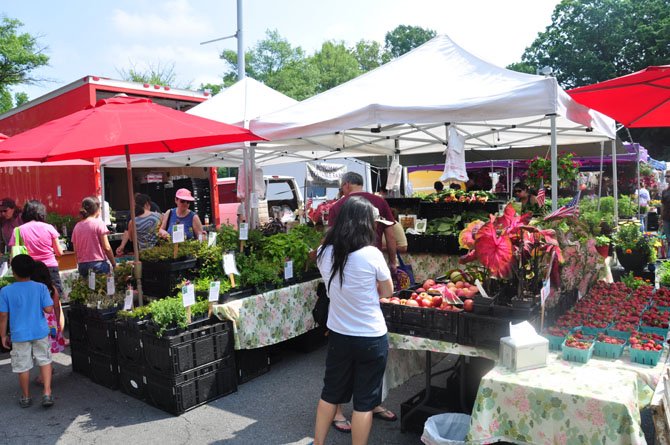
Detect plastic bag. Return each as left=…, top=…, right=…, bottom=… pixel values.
left=421, top=413, right=471, bottom=445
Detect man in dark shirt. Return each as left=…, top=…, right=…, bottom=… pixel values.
left=328, top=172, right=398, bottom=271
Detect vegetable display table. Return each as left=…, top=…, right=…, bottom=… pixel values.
left=467, top=349, right=668, bottom=445
left=212, top=279, right=321, bottom=350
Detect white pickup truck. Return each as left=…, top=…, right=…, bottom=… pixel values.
left=217, top=176, right=303, bottom=227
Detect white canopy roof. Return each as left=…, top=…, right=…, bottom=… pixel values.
left=249, top=34, right=615, bottom=157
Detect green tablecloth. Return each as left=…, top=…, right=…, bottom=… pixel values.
left=468, top=350, right=668, bottom=445
left=212, top=279, right=321, bottom=350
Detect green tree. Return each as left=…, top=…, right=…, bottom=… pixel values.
left=117, top=61, right=191, bottom=88
left=505, top=62, right=536, bottom=75
left=519, top=0, right=670, bottom=89
left=0, top=17, right=49, bottom=112
left=384, top=25, right=437, bottom=59
left=309, top=41, right=360, bottom=92
left=199, top=82, right=224, bottom=95
left=353, top=39, right=384, bottom=72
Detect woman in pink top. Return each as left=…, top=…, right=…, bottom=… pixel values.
left=9, top=200, right=63, bottom=293
left=71, top=197, right=116, bottom=277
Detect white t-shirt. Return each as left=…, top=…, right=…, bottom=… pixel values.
left=635, top=188, right=650, bottom=207
left=317, top=245, right=391, bottom=337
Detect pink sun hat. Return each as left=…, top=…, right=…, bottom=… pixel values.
left=175, top=188, right=195, bottom=202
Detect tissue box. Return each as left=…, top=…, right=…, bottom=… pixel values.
left=499, top=336, right=548, bottom=372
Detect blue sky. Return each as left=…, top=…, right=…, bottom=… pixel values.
left=2, top=0, right=559, bottom=101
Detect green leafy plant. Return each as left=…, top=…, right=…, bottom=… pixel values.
left=139, top=240, right=199, bottom=262
left=658, top=262, right=670, bottom=288
left=426, top=215, right=462, bottom=236
left=595, top=235, right=611, bottom=247
left=525, top=152, right=580, bottom=189
left=613, top=221, right=655, bottom=262
left=68, top=275, right=124, bottom=309
left=0, top=275, right=15, bottom=289
left=621, top=271, right=648, bottom=290
left=46, top=212, right=78, bottom=236
left=148, top=296, right=188, bottom=337
left=237, top=253, right=283, bottom=288
left=116, top=304, right=152, bottom=320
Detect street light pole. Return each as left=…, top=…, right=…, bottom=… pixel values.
left=200, top=0, right=245, bottom=81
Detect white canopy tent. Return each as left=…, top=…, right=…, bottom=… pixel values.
left=249, top=35, right=617, bottom=209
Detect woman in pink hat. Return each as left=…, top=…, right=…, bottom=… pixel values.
left=158, top=188, right=203, bottom=241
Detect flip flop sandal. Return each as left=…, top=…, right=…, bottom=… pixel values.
left=372, top=408, right=397, bottom=422
left=332, top=419, right=352, bottom=433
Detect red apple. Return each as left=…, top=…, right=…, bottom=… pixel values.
left=405, top=299, right=419, bottom=307
left=431, top=296, right=443, bottom=307
left=463, top=300, right=474, bottom=312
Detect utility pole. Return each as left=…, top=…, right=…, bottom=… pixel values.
left=200, top=0, right=245, bottom=80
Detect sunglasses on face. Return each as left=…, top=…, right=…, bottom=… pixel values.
left=177, top=199, right=190, bottom=204
left=514, top=190, right=522, bottom=194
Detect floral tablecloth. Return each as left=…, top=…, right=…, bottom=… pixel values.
left=403, top=253, right=460, bottom=284
left=468, top=350, right=669, bottom=445
left=212, top=279, right=321, bottom=350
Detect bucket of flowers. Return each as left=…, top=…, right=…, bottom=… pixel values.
left=613, top=221, right=656, bottom=273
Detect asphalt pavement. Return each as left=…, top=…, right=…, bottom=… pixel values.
left=0, top=341, right=432, bottom=445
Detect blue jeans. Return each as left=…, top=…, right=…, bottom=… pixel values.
left=78, top=260, right=110, bottom=277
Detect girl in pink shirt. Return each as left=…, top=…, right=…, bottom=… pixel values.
left=9, top=200, right=63, bottom=293
left=71, top=197, right=116, bottom=277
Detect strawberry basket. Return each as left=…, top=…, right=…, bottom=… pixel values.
left=593, top=334, right=626, bottom=359
left=629, top=332, right=665, bottom=366
left=561, top=337, right=594, bottom=364
left=629, top=347, right=663, bottom=366
left=542, top=327, right=570, bottom=351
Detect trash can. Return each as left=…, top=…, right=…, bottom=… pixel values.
left=421, top=413, right=471, bottom=445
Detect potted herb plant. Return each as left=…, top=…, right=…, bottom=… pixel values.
left=595, top=235, right=611, bottom=258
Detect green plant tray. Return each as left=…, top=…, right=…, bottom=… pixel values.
left=629, top=347, right=663, bottom=366
left=593, top=340, right=626, bottom=359
left=561, top=340, right=593, bottom=363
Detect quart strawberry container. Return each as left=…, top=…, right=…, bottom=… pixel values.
left=629, top=346, right=663, bottom=366
left=561, top=339, right=594, bottom=363
left=639, top=325, right=669, bottom=338
left=593, top=338, right=626, bottom=359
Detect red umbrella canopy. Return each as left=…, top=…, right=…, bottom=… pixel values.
left=0, top=95, right=264, bottom=161
left=568, top=65, right=670, bottom=128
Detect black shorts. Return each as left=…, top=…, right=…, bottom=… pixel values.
left=321, top=331, right=388, bottom=412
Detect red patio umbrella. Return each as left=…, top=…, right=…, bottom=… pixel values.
left=568, top=65, right=670, bottom=128
left=0, top=95, right=265, bottom=304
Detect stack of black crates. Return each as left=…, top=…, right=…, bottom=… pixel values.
left=172, top=177, right=212, bottom=223
left=69, top=306, right=237, bottom=415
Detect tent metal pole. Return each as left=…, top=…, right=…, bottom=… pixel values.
left=612, top=139, right=619, bottom=227
left=125, top=145, right=143, bottom=307
left=550, top=115, right=558, bottom=211
left=242, top=146, right=250, bottom=227
left=250, top=143, right=257, bottom=229
left=597, top=141, right=604, bottom=212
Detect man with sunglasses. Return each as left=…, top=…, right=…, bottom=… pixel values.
left=0, top=198, right=23, bottom=254
left=158, top=189, right=203, bottom=241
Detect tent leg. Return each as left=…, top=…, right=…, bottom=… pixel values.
left=550, top=115, right=558, bottom=211
left=125, top=146, right=143, bottom=306
left=612, top=140, right=619, bottom=227
left=597, top=141, right=604, bottom=212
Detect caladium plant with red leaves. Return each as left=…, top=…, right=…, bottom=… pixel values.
left=459, top=203, right=563, bottom=295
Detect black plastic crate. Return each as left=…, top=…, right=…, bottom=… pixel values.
left=145, top=356, right=237, bottom=415
left=88, top=351, right=119, bottom=390
left=142, top=321, right=233, bottom=375
left=398, top=305, right=428, bottom=328
left=387, top=323, right=433, bottom=339
left=218, top=286, right=256, bottom=303
left=115, top=319, right=146, bottom=364
left=85, top=317, right=117, bottom=355
left=118, top=360, right=147, bottom=401
left=235, top=346, right=271, bottom=384
left=68, top=316, right=87, bottom=343
left=380, top=302, right=399, bottom=323
left=458, top=312, right=539, bottom=348
left=70, top=341, right=91, bottom=378
left=283, top=326, right=327, bottom=353
left=400, top=386, right=460, bottom=434
left=86, top=304, right=123, bottom=320
left=429, top=309, right=459, bottom=342
left=491, top=301, right=540, bottom=319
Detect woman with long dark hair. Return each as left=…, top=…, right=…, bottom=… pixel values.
left=9, top=200, right=63, bottom=293
left=71, top=196, right=116, bottom=277
left=313, top=196, right=393, bottom=445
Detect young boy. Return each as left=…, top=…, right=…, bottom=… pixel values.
left=0, top=254, right=55, bottom=408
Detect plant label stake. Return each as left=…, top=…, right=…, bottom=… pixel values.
left=474, top=279, right=492, bottom=299
left=107, top=276, right=115, bottom=296
left=172, top=224, right=184, bottom=259
left=223, top=253, right=240, bottom=288
left=182, top=282, right=195, bottom=324
left=207, top=231, right=217, bottom=248
left=284, top=259, right=294, bottom=281
left=88, top=271, right=96, bottom=290
left=239, top=222, right=248, bottom=251
left=208, top=281, right=220, bottom=317
left=124, top=286, right=133, bottom=311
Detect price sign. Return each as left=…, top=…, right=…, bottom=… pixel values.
left=124, top=288, right=134, bottom=310
left=239, top=223, right=249, bottom=241
left=88, top=271, right=96, bottom=290
left=284, top=260, right=294, bottom=280
left=0, top=262, right=8, bottom=278
left=172, top=224, right=185, bottom=243
left=106, top=276, right=115, bottom=295
left=182, top=284, right=196, bottom=307
left=208, top=231, right=217, bottom=247
left=250, top=193, right=259, bottom=209
left=208, top=281, right=220, bottom=302
left=223, top=253, right=240, bottom=276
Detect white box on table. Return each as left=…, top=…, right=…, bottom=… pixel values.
left=499, top=335, right=548, bottom=372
